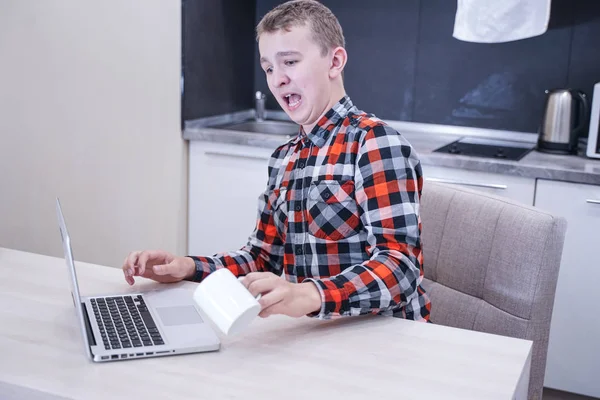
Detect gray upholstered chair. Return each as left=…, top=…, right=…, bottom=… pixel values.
left=420, top=181, right=567, bottom=400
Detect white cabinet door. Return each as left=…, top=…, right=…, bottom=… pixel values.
left=535, top=179, right=600, bottom=398
left=422, top=165, right=536, bottom=205
left=188, top=141, right=273, bottom=257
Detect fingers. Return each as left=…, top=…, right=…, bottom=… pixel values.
left=245, top=274, right=280, bottom=298
left=122, top=251, right=141, bottom=285
left=242, top=272, right=277, bottom=288
left=152, top=260, right=180, bottom=277
left=124, top=271, right=135, bottom=286
left=241, top=272, right=263, bottom=287
left=258, top=288, right=285, bottom=318
left=242, top=273, right=287, bottom=317
left=137, top=250, right=163, bottom=276
left=123, top=251, right=141, bottom=276
left=122, top=250, right=171, bottom=285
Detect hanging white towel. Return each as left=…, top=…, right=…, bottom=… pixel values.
left=453, top=0, right=552, bottom=43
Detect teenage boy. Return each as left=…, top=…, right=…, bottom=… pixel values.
left=122, top=0, right=430, bottom=322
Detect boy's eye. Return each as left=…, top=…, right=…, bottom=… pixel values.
left=265, top=67, right=273, bottom=74
left=284, top=60, right=297, bottom=66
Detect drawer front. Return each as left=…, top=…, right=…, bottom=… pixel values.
left=422, top=165, right=536, bottom=205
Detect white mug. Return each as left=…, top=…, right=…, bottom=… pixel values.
left=192, top=268, right=261, bottom=336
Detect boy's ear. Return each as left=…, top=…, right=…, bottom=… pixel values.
left=329, top=46, right=347, bottom=79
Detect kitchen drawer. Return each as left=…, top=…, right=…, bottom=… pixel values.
left=422, top=165, right=536, bottom=205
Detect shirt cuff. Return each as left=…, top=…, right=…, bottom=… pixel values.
left=303, top=277, right=351, bottom=319
left=185, top=256, right=218, bottom=282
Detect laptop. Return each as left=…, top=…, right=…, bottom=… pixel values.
left=55, top=198, right=220, bottom=362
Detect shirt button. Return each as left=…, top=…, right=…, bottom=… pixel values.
left=295, top=205, right=301, bottom=211
left=298, top=162, right=305, bottom=168
left=295, top=245, right=303, bottom=255
left=324, top=193, right=330, bottom=199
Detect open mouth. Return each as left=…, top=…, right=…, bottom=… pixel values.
left=283, top=93, right=302, bottom=111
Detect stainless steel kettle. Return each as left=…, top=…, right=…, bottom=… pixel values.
left=538, top=89, right=589, bottom=155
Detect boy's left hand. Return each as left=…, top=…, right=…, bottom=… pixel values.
left=241, top=272, right=321, bottom=318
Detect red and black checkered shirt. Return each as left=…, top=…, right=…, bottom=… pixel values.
left=189, top=95, right=431, bottom=321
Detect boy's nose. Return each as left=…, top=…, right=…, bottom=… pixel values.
left=273, top=71, right=290, bottom=87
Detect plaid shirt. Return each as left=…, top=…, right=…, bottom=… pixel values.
left=189, top=96, right=430, bottom=321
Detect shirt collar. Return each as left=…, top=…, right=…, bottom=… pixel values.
left=292, top=95, right=356, bottom=148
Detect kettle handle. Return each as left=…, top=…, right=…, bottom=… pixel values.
left=571, top=90, right=589, bottom=134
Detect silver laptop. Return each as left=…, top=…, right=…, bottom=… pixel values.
left=55, top=198, right=220, bottom=362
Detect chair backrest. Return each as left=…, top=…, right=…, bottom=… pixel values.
left=420, top=181, right=567, bottom=400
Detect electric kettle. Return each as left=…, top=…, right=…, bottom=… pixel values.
left=538, top=89, right=589, bottom=154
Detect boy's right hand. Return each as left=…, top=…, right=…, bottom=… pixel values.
left=122, top=250, right=195, bottom=285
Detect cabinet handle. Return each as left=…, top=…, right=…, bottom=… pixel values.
left=586, top=199, right=600, bottom=205
left=426, top=177, right=507, bottom=190
left=205, top=151, right=271, bottom=162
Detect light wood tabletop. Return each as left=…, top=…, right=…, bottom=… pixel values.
left=0, top=247, right=532, bottom=400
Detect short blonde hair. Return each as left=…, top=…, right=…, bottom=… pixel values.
left=256, top=0, right=345, bottom=56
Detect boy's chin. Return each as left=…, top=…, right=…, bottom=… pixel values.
left=289, top=116, right=309, bottom=128
left=280, top=105, right=312, bottom=127
left=283, top=111, right=304, bottom=125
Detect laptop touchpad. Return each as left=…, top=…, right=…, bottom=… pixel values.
left=155, top=306, right=203, bottom=326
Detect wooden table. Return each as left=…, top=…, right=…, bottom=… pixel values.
left=0, top=247, right=532, bottom=399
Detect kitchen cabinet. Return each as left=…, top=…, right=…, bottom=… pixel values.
left=534, top=179, right=600, bottom=398
left=421, top=165, right=536, bottom=205
left=188, top=141, right=272, bottom=257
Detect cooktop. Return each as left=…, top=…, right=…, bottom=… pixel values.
left=433, top=137, right=535, bottom=161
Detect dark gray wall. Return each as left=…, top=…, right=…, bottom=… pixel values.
left=253, top=0, right=600, bottom=134
left=182, top=0, right=256, bottom=122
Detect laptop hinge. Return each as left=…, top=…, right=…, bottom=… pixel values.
left=81, top=302, right=97, bottom=347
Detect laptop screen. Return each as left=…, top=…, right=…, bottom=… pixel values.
left=56, top=198, right=93, bottom=359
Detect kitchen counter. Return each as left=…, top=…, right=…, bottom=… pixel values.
left=404, top=130, right=600, bottom=186
left=183, top=119, right=600, bottom=186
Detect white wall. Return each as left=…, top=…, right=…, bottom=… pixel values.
left=0, top=0, right=188, bottom=268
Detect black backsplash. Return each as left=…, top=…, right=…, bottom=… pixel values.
left=253, top=0, right=600, bottom=134
left=183, top=1, right=600, bottom=135
left=414, top=0, right=573, bottom=133
left=182, top=0, right=256, bottom=121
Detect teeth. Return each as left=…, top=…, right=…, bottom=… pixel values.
left=285, top=94, right=300, bottom=108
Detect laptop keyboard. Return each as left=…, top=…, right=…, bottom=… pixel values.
left=91, top=295, right=164, bottom=350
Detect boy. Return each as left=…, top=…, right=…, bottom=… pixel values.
left=122, top=0, right=430, bottom=322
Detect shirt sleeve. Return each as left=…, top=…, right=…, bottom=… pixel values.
left=186, top=183, right=285, bottom=282
left=304, top=124, right=430, bottom=321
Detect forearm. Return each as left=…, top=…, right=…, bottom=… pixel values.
left=185, top=249, right=264, bottom=283
left=187, top=238, right=283, bottom=282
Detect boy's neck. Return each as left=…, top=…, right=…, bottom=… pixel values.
left=302, top=85, right=346, bottom=134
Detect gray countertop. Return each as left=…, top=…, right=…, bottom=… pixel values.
left=402, top=130, right=600, bottom=185
left=183, top=120, right=600, bottom=186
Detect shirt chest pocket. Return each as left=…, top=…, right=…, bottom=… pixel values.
left=307, top=180, right=361, bottom=241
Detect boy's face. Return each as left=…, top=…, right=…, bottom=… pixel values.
left=259, top=24, right=334, bottom=130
